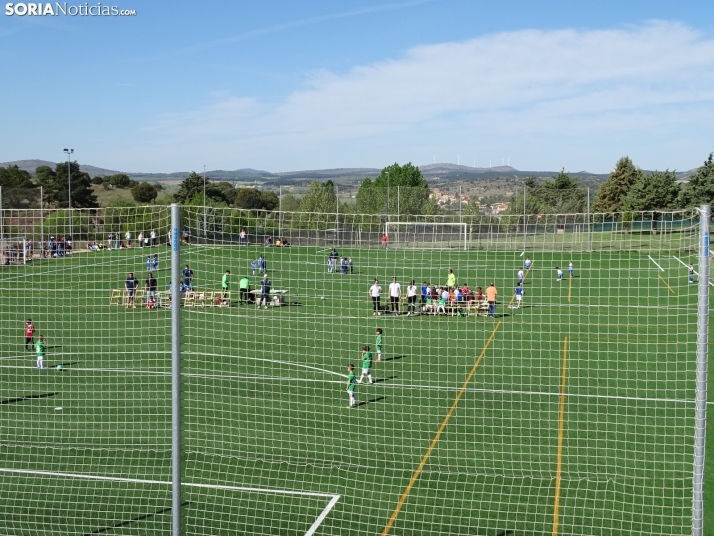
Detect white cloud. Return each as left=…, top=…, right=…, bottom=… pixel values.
left=139, top=21, right=714, bottom=172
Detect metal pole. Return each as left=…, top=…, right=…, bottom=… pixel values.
left=587, top=188, right=592, bottom=252
left=170, top=204, right=182, bottom=536
left=67, top=153, right=73, bottom=243
left=522, top=184, right=526, bottom=252
left=335, top=185, right=339, bottom=245
left=693, top=204, right=710, bottom=536
left=459, top=185, right=462, bottom=224
left=203, top=165, right=207, bottom=240
left=0, top=186, right=3, bottom=252
left=278, top=186, right=282, bottom=241
left=386, top=171, right=390, bottom=221
left=40, top=186, right=44, bottom=256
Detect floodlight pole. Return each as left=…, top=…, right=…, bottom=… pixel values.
left=522, top=184, right=526, bottom=252
left=40, top=186, right=44, bottom=254
left=170, top=204, right=182, bottom=536
left=203, top=165, right=207, bottom=240
left=0, top=186, right=3, bottom=250
left=63, top=148, right=73, bottom=242
left=587, top=188, right=592, bottom=252
left=692, top=204, right=710, bottom=536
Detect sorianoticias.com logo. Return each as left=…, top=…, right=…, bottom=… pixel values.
left=5, top=3, right=136, bottom=16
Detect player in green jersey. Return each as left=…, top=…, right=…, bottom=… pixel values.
left=375, top=328, right=383, bottom=362
left=35, top=335, right=46, bottom=370
left=357, top=345, right=374, bottom=384
left=346, top=364, right=357, bottom=407
left=222, top=270, right=231, bottom=299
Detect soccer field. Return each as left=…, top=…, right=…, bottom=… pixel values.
left=0, top=240, right=710, bottom=535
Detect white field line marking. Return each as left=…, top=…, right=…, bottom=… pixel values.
left=0, top=359, right=697, bottom=407
left=0, top=467, right=338, bottom=499
left=648, top=256, right=665, bottom=272
left=305, top=494, right=341, bottom=536
left=673, top=255, right=714, bottom=288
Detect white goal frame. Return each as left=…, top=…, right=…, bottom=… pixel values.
left=385, top=221, right=467, bottom=250
left=1, top=236, right=27, bottom=265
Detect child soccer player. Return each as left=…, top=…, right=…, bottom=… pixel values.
left=25, top=319, right=35, bottom=351
left=346, top=364, right=357, bottom=407
left=556, top=267, right=563, bottom=281
left=515, top=282, right=524, bottom=308
left=35, top=335, right=46, bottom=369
left=525, top=257, right=532, bottom=270
left=348, top=257, right=354, bottom=274
left=375, top=328, right=383, bottom=362
left=257, top=256, right=264, bottom=274
left=569, top=262, right=574, bottom=279
left=517, top=269, right=524, bottom=285
left=251, top=258, right=257, bottom=276
left=357, top=346, right=374, bottom=384
left=146, top=256, right=152, bottom=272
left=327, top=257, right=333, bottom=273
left=152, top=254, right=159, bottom=271
left=690, top=264, right=695, bottom=283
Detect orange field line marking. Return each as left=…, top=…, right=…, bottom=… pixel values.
left=658, top=275, right=676, bottom=294
left=381, top=322, right=502, bottom=535
left=552, top=336, right=568, bottom=536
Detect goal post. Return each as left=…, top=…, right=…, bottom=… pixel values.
left=385, top=221, right=468, bottom=250
left=0, top=236, right=26, bottom=265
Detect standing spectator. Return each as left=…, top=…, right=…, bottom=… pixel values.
left=329, top=248, right=339, bottom=262
left=388, top=277, right=401, bottom=315
left=258, top=274, right=271, bottom=309
left=107, top=232, right=114, bottom=249
left=138, top=231, right=144, bottom=248
left=239, top=276, right=250, bottom=305
left=239, top=229, right=247, bottom=245
left=145, top=272, right=158, bottom=305
left=446, top=269, right=456, bottom=291
left=115, top=232, right=121, bottom=249
left=381, top=234, right=388, bottom=250
left=182, top=265, right=194, bottom=289
left=25, top=319, right=35, bottom=351
left=150, top=229, right=157, bottom=246
left=369, top=279, right=382, bottom=316
left=348, top=257, right=354, bottom=274
left=486, top=282, right=498, bottom=318
left=66, top=238, right=72, bottom=255
left=406, top=280, right=418, bottom=316
left=125, top=230, right=132, bottom=247
left=222, top=270, right=231, bottom=299
left=125, top=272, right=138, bottom=309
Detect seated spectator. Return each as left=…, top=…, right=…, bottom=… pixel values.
left=436, top=297, right=446, bottom=315
left=455, top=288, right=462, bottom=301
left=466, top=290, right=475, bottom=302
left=476, top=287, right=483, bottom=302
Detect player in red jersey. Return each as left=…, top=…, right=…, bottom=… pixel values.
left=25, top=319, right=35, bottom=351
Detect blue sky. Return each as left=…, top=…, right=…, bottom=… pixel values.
left=1, top=0, right=713, bottom=173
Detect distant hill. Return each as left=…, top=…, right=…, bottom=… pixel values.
left=0, top=159, right=121, bottom=177
left=0, top=159, right=699, bottom=184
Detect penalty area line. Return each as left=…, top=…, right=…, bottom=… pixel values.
left=673, top=255, right=714, bottom=288
left=648, top=255, right=665, bottom=272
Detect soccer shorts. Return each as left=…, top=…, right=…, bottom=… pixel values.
left=362, top=368, right=370, bottom=375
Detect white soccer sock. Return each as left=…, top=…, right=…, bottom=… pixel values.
left=377, top=351, right=381, bottom=360
left=37, top=357, right=43, bottom=368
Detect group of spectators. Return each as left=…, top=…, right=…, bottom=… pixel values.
left=327, top=248, right=353, bottom=274
left=368, top=269, right=499, bottom=317
left=108, top=229, right=159, bottom=249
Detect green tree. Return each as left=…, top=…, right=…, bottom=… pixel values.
left=174, top=172, right=205, bottom=203
left=280, top=193, right=300, bottom=212
left=593, top=157, right=642, bottom=215
left=679, top=153, right=714, bottom=207
left=210, top=182, right=237, bottom=205
left=0, top=165, right=34, bottom=188
left=131, top=182, right=159, bottom=203
left=108, top=173, right=132, bottom=189
left=622, top=171, right=681, bottom=212
left=36, top=161, right=98, bottom=208
left=235, top=188, right=265, bottom=210
left=90, top=176, right=103, bottom=185
left=356, top=163, right=430, bottom=216
left=299, top=180, right=337, bottom=214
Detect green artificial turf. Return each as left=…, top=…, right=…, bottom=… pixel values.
left=0, top=241, right=708, bottom=535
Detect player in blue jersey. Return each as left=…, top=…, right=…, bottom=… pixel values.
left=146, top=256, right=152, bottom=272
left=689, top=264, right=695, bottom=284
left=182, top=265, right=194, bottom=290
left=515, top=282, right=524, bottom=308
left=251, top=258, right=257, bottom=276
left=152, top=254, right=159, bottom=271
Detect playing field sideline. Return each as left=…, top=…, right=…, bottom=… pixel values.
left=0, top=240, right=709, bottom=535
